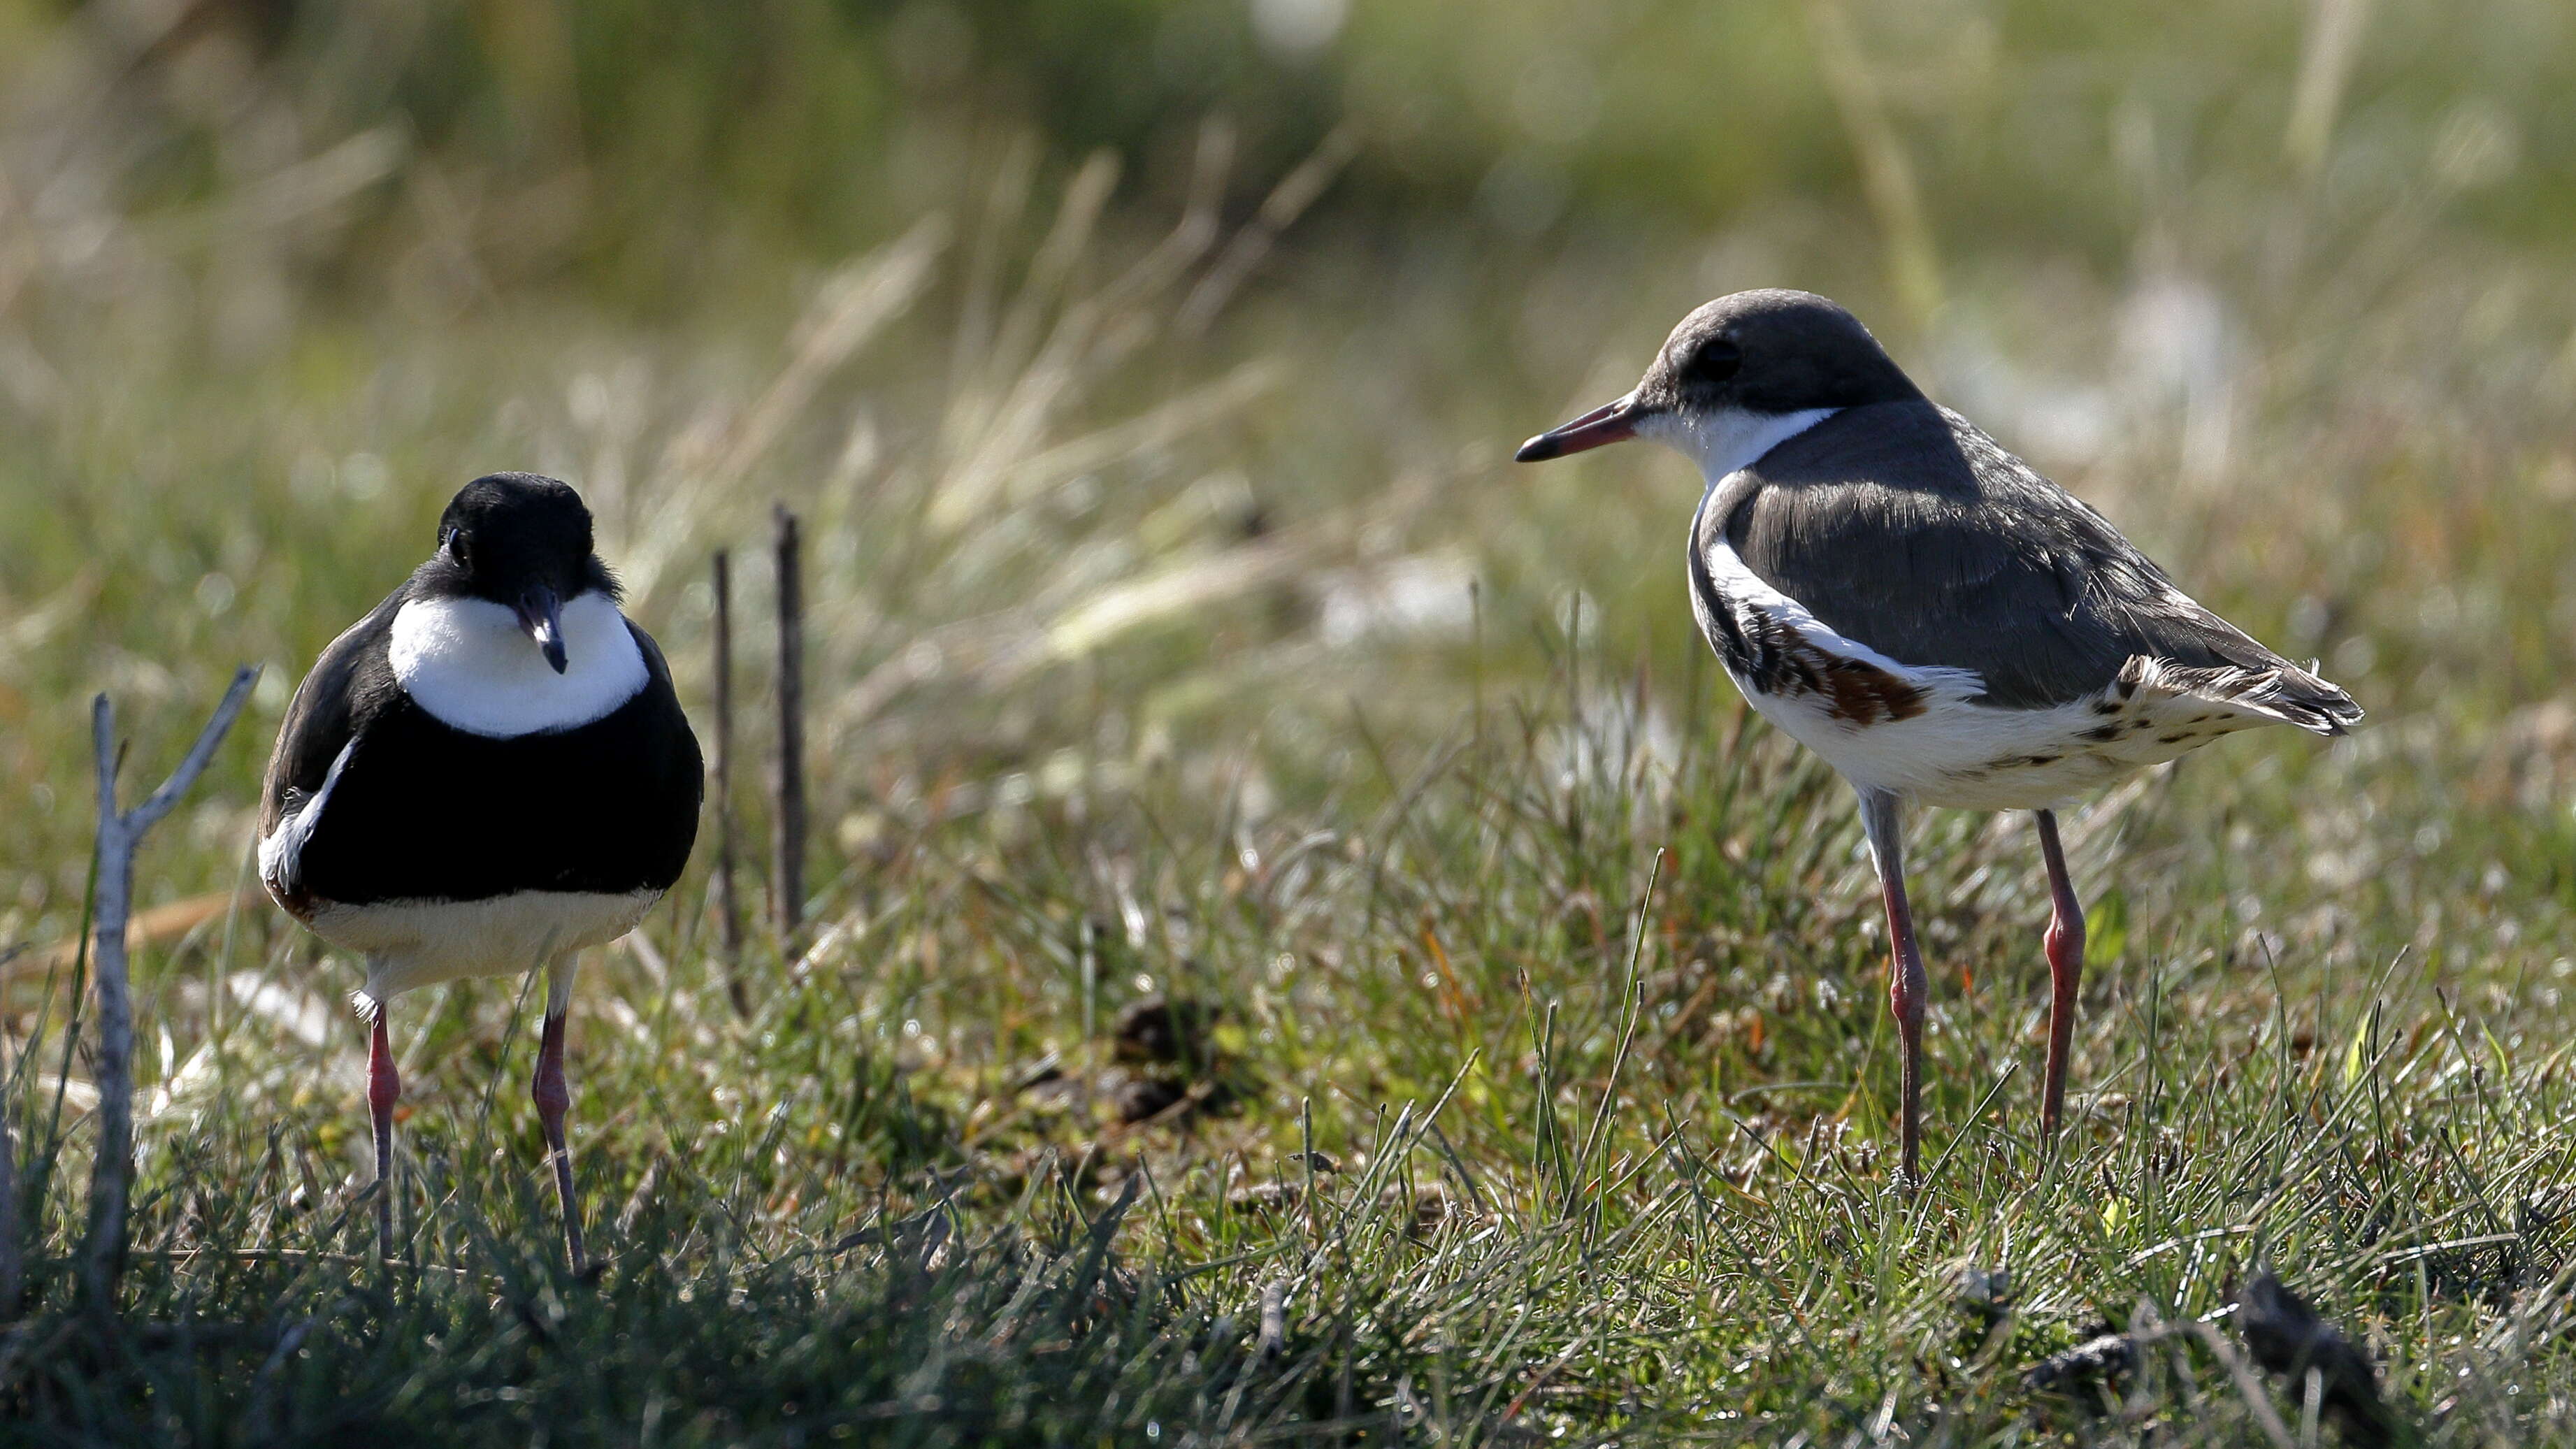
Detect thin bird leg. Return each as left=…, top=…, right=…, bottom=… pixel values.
left=366, top=1004, right=399, bottom=1261
left=2034, top=808, right=2087, bottom=1152
left=533, top=955, right=588, bottom=1276
left=1857, top=790, right=1927, bottom=1186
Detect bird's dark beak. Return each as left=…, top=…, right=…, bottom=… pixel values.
left=515, top=584, right=569, bottom=674
left=1515, top=394, right=1642, bottom=462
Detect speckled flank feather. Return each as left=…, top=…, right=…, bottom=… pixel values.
left=1899, top=654, right=2354, bottom=811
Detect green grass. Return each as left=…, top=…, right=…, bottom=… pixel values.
left=17, top=680, right=2576, bottom=1444
left=8, top=0, right=2576, bottom=1443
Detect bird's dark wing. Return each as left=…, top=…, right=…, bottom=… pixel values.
left=1713, top=400, right=2356, bottom=725
left=626, top=618, right=705, bottom=805
left=259, top=589, right=408, bottom=904
left=622, top=617, right=706, bottom=885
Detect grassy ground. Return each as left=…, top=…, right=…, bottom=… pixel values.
left=9, top=2, right=2576, bottom=1444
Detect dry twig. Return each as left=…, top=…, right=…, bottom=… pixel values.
left=772, top=507, right=807, bottom=939
left=711, top=549, right=747, bottom=1013
left=81, top=664, right=259, bottom=1308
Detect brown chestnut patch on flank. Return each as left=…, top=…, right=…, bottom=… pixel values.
left=1813, top=653, right=1931, bottom=725
left=1752, top=615, right=1927, bottom=724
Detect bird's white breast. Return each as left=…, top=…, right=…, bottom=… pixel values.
left=317, top=888, right=664, bottom=1007
left=388, top=591, right=647, bottom=737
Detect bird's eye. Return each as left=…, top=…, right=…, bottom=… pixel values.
left=1688, top=338, right=1743, bottom=384
left=445, top=528, right=470, bottom=565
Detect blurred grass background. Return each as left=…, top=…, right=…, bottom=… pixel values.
left=5, top=0, right=2576, bottom=1441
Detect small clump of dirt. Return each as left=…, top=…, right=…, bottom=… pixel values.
left=2022, top=1327, right=2134, bottom=1399
left=2236, top=1272, right=2397, bottom=1449
left=1112, top=995, right=1218, bottom=1067
left=1095, top=1065, right=1190, bottom=1123
left=1224, top=1171, right=1470, bottom=1241
left=1008, top=993, right=1241, bottom=1128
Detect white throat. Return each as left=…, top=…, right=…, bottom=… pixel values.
left=1639, top=404, right=1840, bottom=486
left=389, top=590, right=648, bottom=738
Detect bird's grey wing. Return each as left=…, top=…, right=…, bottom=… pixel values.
left=1722, top=402, right=2355, bottom=725
left=259, top=591, right=405, bottom=905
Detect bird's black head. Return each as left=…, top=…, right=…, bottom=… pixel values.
left=1516, top=290, right=1922, bottom=463
left=417, top=473, right=616, bottom=674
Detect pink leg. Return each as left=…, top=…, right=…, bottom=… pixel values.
left=2035, top=809, right=2086, bottom=1153
left=1858, top=792, right=1927, bottom=1185
left=1879, top=871, right=1929, bottom=1185
left=368, top=1009, right=400, bottom=1260
left=533, top=997, right=588, bottom=1275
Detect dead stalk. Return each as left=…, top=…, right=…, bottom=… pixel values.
left=712, top=549, right=747, bottom=1014
left=81, top=665, right=259, bottom=1309
left=772, top=507, right=807, bottom=940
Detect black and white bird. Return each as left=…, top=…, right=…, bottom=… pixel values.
left=1517, top=290, right=2358, bottom=1182
left=260, top=473, right=702, bottom=1267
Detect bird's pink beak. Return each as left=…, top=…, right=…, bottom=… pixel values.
left=1516, top=395, right=1641, bottom=462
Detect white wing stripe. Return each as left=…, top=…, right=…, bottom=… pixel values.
left=1701, top=532, right=1987, bottom=695
left=259, top=737, right=356, bottom=897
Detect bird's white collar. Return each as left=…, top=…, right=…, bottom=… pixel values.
left=389, top=590, right=647, bottom=738
left=1638, top=405, right=1841, bottom=487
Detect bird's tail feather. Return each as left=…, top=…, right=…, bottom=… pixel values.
left=2129, top=656, right=2363, bottom=737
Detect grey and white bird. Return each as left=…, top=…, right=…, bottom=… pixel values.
left=1517, top=290, right=2358, bottom=1182
left=260, top=474, right=703, bottom=1268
